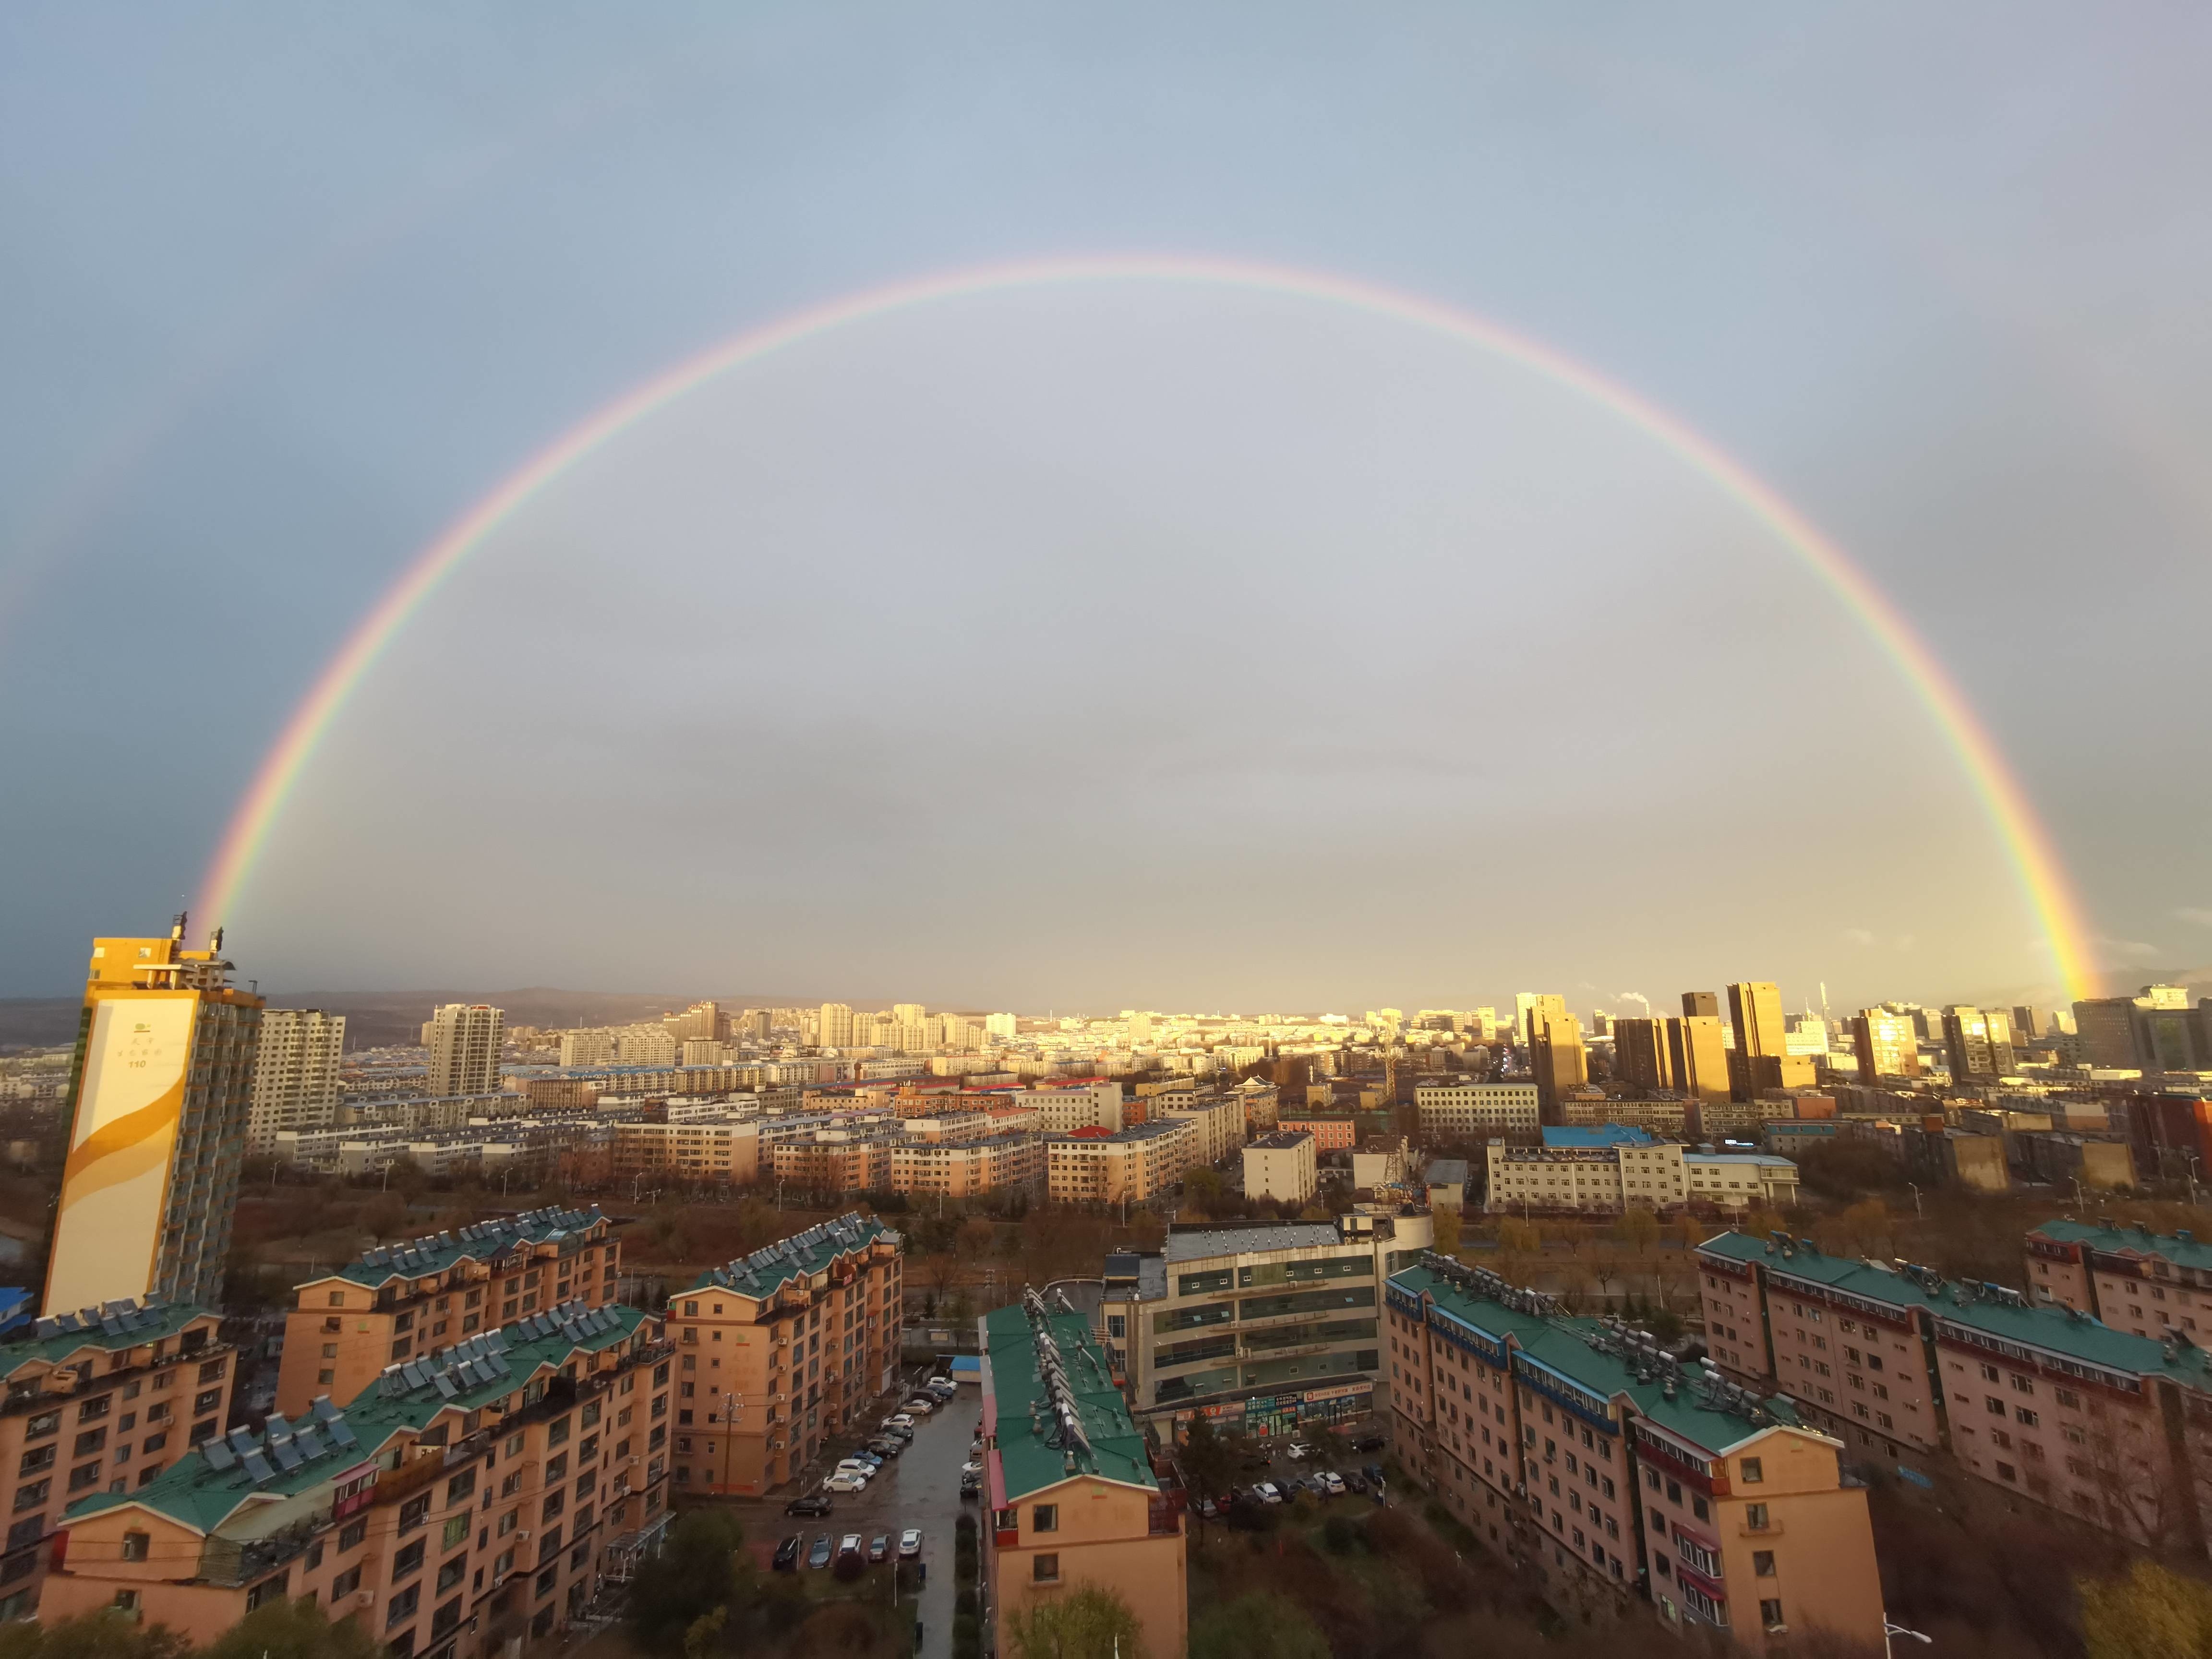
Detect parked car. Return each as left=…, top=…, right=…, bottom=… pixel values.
left=960, top=1472, right=982, bottom=1500
left=1317, top=1471, right=1346, bottom=1496
left=960, top=1459, right=984, bottom=1477
left=1285, top=1442, right=1310, bottom=1461
left=838, top=1534, right=864, bottom=1561
left=886, top=1414, right=916, bottom=1431
left=1361, top=1463, right=1385, bottom=1485
left=1254, top=1482, right=1284, bottom=1504
left=866, top=1437, right=902, bottom=1458
left=786, top=1493, right=834, bottom=1517
left=1194, top=1497, right=1219, bottom=1520
left=807, top=1535, right=833, bottom=1569
left=899, top=1528, right=923, bottom=1559
left=1344, top=1472, right=1368, bottom=1495
left=773, top=1535, right=802, bottom=1572
left=901, top=1396, right=936, bottom=1415
left=837, top=1456, right=879, bottom=1473
left=868, top=1535, right=891, bottom=1563
left=824, top=1472, right=867, bottom=1493
left=926, top=1379, right=958, bottom=1398
left=1351, top=1434, right=1385, bottom=1452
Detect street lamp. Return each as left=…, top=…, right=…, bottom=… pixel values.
left=1906, top=1182, right=1922, bottom=1220
left=1884, top=1618, right=1933, bottom=1657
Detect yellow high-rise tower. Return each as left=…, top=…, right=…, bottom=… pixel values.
left=44, top=918, right=262, bottom=1315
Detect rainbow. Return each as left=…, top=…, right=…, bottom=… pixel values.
left=193, top=252, right=2096, bottom=998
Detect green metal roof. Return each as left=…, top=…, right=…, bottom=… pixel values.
left=329, top=1205, right=606, bottom=1287
left=984, top=1301, right=1155, bottom=1504
left=63, top=1304, right=650, bottom=1538
left=692, top=1212, right=889, bottom=1297
left=1390, top=1258, right=1809, bottom=1457
left=1700, top=1228, right=2212, bottom=1395
left=0, top=1300, right=217, bottom=1383
left=2031, top=1218, right=2212, bottom=1275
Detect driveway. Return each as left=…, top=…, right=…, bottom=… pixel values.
left=723, top=1373, right=983, bottom=1659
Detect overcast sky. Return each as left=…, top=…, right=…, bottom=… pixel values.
left=3, top=6, right=2209, bottom=1015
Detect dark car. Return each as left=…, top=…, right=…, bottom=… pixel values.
left=1361, top=1463, right=1385, bottom=1485
left=786, top=1492, right=834, bottom=1517
left=772, top=1535, right=802, bottom=1572
left=960, top=1472, right=982, bottom=1500
left=882, top=1423, right=914, bottom=1442
left=1345, top=1472, right=1368, bottom=1495
left=868, top=1534, right=891, bottom=1563
left=866, top=1437, right=902, bottom=1458
left=1351, top=1434, right=1385, bottom=1452
left=807, top=1535, right=833, bottom=1570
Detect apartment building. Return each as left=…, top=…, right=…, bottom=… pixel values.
left=1416, top=1082, right=1540, bottom=1138
left=662, top=1214, right=902, bottom=1495
left=889, top=1133, right=1042, bottom=1200
left=769, top=1132, right=894, bottom=1196
left=426, top=1006, right=504, bottom=1099
left=611, top=1119, right=761, bottom=1185
left=1683, top=1154, right=1800, bottom=1212
left=1387, top=1256, right=1883, bottom=1650
left=1023, top=1082, right=1127, bottom=1133
left=982, top=1294, right=1185, bottom=1659
left=1100, top=1213, right=1431, bottom=1436
left=2024, top=1219, right=2212, bottom=1336
left=1559, top=1098, right=1692, bottom=1138
left=1241, top=1131, right=1318, bottom=1205
left=41, top=1305, right=672, bottom=1659
left=0, top=1300, right=234, bottom=1619
left=247, top=1010, right=346, bottom=1153
left=1698, top=1227, right=2212, bottom=1557
left=1274, top=1113, right=1358, bottom=1153
left=1157, top=1094, right=1246, bottom=1166
left=276, top=1208, right=618, bottom=1418
left=1046, top=1122, right=1195, bottom=1206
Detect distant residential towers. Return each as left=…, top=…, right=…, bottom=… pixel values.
left=245, top=1008, right=345, bottom=1152
left=426, top=1002, right=503, bottom=1096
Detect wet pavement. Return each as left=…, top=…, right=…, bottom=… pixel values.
left=724, top=1370, right=983, bottom=1659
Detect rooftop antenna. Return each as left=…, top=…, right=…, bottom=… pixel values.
left=170, top=910, right=188, bottom=942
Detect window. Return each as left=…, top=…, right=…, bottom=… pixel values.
left=339, top=1520, right=367, bottom=1551
left=1033, top=1554, right=1060, bottom=1584
left=1031, top=1503, right=1057, bottom=1533
left=442, top=1516, right=469, bottom=1549
left=1761, top=1598, right=1785, bottom=1630
left=331, top=1566, right=362, bottom=1599
left=1739, top=1457, right=1763, bottom=1484
left=386, top=1585, right=420, bottom=1629
left=121, top=1532, right=149, bottom=1561
left=1744, top=1503, right=1769, bottom=1531
left=393, top=1540, right=426, bottom=1579
left=1753, top=1550, right=1775, bottom=1576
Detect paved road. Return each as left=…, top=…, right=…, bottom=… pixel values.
left=729, top=1378, right=983, bottom=1659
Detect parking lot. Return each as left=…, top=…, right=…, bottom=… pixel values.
left=1183, top=1429, right=1393, bottom=1526
left=721, top=1370, right=982, bottom=1658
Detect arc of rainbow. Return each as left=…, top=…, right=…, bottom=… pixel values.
left=194, top=252, right=2095, bottom=999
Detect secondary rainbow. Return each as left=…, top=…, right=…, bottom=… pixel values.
left=194, top=252, right=2096, bottom=998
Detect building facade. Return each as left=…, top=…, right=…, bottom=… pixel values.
left=0, top=1300, right=234, bottom=1619
left=1415, top=1082, right=1539, bottom=1138
left=41, top=1305, right=672, bottom=1659
left=661, top=1215, right=902, bottom=1495
left=48, top=926, right=262, bottom=1316
left=426, top=1006, right=504, bottom=1099
left=1100, top=1213, right=1431, bottom=1437
left=276, top=1209, right=619, bottom=1419
left=1387, top=1255, right=1883, bottom=1651
left=982, top=1295, right=1185, bottom=1659
left=1241, top=1131, right=1317, bottom=1205
left=246, top=1010, right=346, bottom=1153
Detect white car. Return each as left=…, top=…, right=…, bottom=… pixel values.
left=1285, top=1442, right=1310, bottom=1461
left=886, top=1414, right=915, bottom=1430
left=898, top=1528, right=923, bottom=1559
left=834, top=1460, right=876, bottom=1480
left=823, top=1472, right=867, bottom=1493
left=902, top=1396, right=936, bottom=1415
left=1254, top=1482, right=1283, bottom=1504
left=960, top=1459, right=983, bottom=1477
left=1317, top=1471, right=1346, bottom=1495
left=926, top=1379, right=958, bottom=1396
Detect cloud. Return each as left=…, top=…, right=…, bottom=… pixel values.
left=1842, top=928, right=1875, bottom=947
left=2176, top=908, right=2212, bottom=929
left=2097, top=937, right=2164, bottom=960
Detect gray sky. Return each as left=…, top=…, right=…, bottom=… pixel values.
left=3, top=5, right=2209, bottom=1013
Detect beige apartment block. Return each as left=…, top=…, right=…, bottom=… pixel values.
left=982, top=1298, right=1186, bottom=1659
left=1241, top=1131, right=1318, bottom=1205
left=0, top=1302, right=235, bottom=1619
left=662, top=1215, right=903, bottom=1495
left=43, top=1307, right=671, bottom=1659
left=1388, top=1257, right=1884, bottom=1650
left=276, top=1208, right=618, bottom=1419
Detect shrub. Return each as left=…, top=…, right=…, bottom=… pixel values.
left=1321, top=1514, right=1363, bottom=1555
